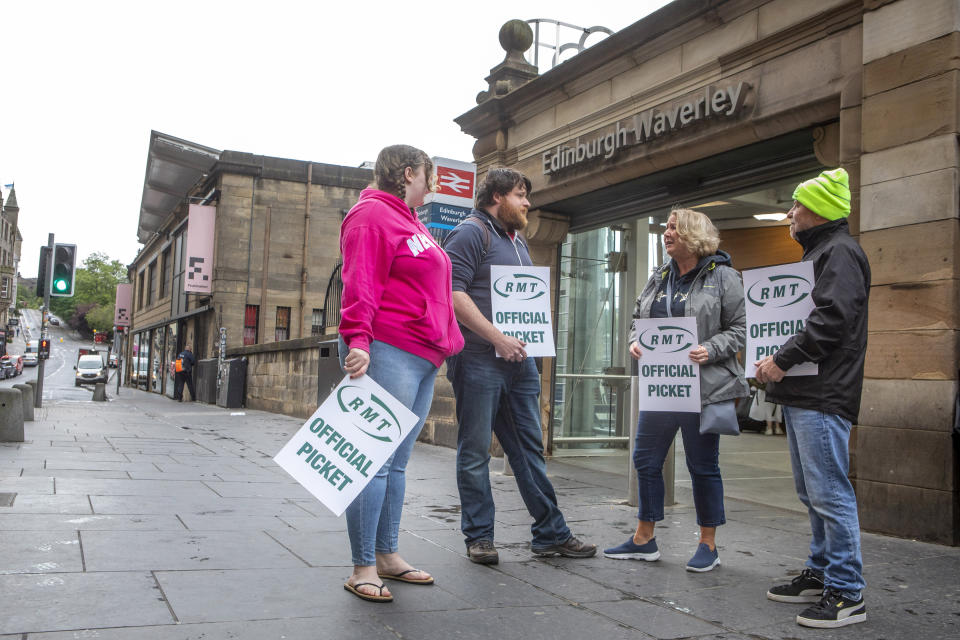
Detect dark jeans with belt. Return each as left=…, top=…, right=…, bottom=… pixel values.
left=633, top=410, right=726, bottom=527
left=451, top=344, right=571, bottom=548
left=173, top=370, right=195, bottom=401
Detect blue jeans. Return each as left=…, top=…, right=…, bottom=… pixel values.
left=633, top=411, right=725, bottom=526
left=338, top=338, right=438, bottom=566
left=451, top=345, right=571, bottom=548
left=782, top=406, right=864, bottom=599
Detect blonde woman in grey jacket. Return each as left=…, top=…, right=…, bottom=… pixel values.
left=604, top=208, right=748, bottom=572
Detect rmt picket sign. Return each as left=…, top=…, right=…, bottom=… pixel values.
left=490, top=265, right=555, bottom=357
left=743, top=261, right=818, bottom=378
left=274, top=374, right=419, bottom=516
left=633, top=316, right=701, bottom=413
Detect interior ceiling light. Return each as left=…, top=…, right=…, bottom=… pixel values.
left=693, top=201, right=729, bottom=208
left=753, top=213, right=787, bottom=221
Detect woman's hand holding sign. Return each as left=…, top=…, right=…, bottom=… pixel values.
left=688, top=345, right=709, bottom=365
left=344, top=348, right=370, bottom=379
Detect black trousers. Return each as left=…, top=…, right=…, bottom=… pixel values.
left=173, top=370, right=195, bottom=401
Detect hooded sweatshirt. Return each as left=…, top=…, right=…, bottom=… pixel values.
left=339, top=188, right=464, bottom=367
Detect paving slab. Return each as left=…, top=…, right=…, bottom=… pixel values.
left=82, top=530, right=306, bottom=571
left=155, top=567, right=471, bottom=622
left=89, top=494, right=308, bottom=516
left=1, top=493, right=92, bottom=514
left=0, top=530, right=82, bottom=574
left=0, top=571, right=174, bottom=635
left=0, top=513, right=183, bottom=530
left=24, top=616, right=403, bottom=640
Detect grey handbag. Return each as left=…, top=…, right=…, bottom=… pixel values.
left=700, top=399, right=740, bottom=436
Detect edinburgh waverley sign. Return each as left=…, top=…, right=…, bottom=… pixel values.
left=542, top=82, right=751, bottom=175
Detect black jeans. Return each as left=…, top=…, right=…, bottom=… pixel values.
left=173, top=371, right=195, bottom=401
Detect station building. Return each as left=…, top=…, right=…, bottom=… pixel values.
left=453, top=0, right=960, bottom=544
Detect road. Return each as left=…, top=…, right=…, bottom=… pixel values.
left=0, top=308, right=118, bottom=401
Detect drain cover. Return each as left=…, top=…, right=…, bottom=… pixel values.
left=0, top=493, right=16, bottom=507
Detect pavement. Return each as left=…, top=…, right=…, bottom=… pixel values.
left=1, top=389, right=959, bottom=639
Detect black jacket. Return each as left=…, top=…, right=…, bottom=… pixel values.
left=177, top=349, right=196, bottom=373
left=766, top=219, right=870, bottom=422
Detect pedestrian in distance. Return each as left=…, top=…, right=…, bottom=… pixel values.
left=755, top=168, right=869, bottom=629
left=337, top=144, right=464, bottom=603
left=172, top=344, right=196, bottom=402
left=443, top=167, right=596, bottom=565
left=604, top=208, right=747, bottom=572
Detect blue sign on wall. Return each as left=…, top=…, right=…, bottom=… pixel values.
left=416, top=202, right=472, bottom=242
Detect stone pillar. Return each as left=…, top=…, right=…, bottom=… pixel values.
left=857, top=0, right=960, bottom=545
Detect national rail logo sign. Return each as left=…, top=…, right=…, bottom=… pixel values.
left=336, top=385, right=404, bottom=443
left=637, top=325, right=696, bottom=353
left=436, top=167, right=474, bottom=198
left=493, top=273, right=547, bottom=300
left=746, top=274, right=813, bottom=309
left=424, top=157, right=476, bottom=208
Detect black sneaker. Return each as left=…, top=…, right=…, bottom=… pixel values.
left=767, top=568, right=825, bottom=603
left=796, top=590, right=866, bottom=628
left=531, top=535, right=597, bottom=558
left=466, top=540, right=499, bottom=565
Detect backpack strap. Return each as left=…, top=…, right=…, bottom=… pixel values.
left=461, top=215, right=491, bottom=257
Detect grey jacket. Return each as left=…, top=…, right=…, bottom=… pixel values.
left=629, top=252, right=749, bottom=406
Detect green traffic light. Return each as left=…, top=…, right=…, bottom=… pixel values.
left=54, top=279, right=68, bottom=292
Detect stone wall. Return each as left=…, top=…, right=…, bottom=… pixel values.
left=228, top=336, right=323, bottom=419
left=855, top=0, right=960, bottom=545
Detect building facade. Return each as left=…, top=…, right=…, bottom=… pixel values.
left=125, top=131, right=370, bottom=399
left=453, top=0, right=960, bottom=544
left=0, top=186, right=22, bottom=330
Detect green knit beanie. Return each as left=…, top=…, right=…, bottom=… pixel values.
left=792, top=168, right=851, bottom=220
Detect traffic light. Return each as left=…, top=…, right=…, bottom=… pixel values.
left=51, top=243, right=77, bottom=297
left=39, top=338, right=51, bottom=360
left=37, top=246, right=50, bottom=298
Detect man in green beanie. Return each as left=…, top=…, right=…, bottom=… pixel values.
left=754, top=167, right=870, bottom=629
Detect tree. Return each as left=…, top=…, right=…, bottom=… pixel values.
left=48, top=252, right=127, bottom=337
left=84, top=304, right=115, bottom=334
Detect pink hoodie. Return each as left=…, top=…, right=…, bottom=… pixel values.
left=339, top=188, right=464, bottom=367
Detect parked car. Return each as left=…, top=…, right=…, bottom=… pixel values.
left=75, top=355, right=107, bottom=387
left=22, top=352, right=38, bottom=367
left=0, top=355, right=21, bottom=378
left=108, top=353, right=119, bottom=368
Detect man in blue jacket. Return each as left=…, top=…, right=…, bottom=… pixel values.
left=444, top=168, right=596, bottom=565
left=173, top=344, right=196, bottom=402
left=755, top=168, right=870, bottom=629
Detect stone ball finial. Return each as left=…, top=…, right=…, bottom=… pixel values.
left=499, top=20, right=533, bottom=54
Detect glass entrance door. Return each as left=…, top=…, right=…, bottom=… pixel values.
left=551, top=226, right=630, bottom=453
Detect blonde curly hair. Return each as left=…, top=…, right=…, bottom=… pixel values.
left=671, top=207, right=720, bottom=257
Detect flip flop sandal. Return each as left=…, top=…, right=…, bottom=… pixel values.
left=343, top=581, right=393, bottom=602
left=378, top=568, right=435, bottom=585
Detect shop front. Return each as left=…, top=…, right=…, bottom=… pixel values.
left=455, top=0, right=960, bottom=544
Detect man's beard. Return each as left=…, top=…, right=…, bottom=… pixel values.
left=499, top=199, right=528, bottom=232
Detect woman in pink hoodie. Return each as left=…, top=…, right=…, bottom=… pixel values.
left=338, top=144, right=464, bottom=603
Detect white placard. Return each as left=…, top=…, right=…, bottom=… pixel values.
left=490, top=265, right=556, bottom=357
left=274, top=374, right=419, bottom=517
left=743, top=261, right=819, bottom=378
left=633, top=317, right=701, bottom=413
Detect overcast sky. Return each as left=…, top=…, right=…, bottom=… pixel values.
left=2, top=0, right=672, bottom=278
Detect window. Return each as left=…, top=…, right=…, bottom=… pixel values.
left=243, top=304, right=259, bottom=346
left=159, top=248, right=171, bottom=298
left=275, top=306, right=290, bottom=342
left=0, top=277, right=8, bottom=298
left=137, top=271, right=145, bottom=310
left=146, top=261, right=156, bottom=306
left=311, top=308, right=323, bottom=336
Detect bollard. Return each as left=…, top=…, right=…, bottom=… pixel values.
left=0, top=387, right=24, bottom=442
left=93, top=383, right=107, bottom=402
left=26, top=379, right=39, bottom=409
left=12, top=384, right=34, bottom=422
